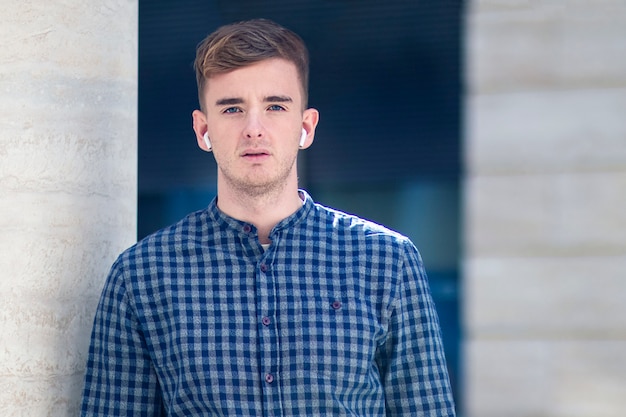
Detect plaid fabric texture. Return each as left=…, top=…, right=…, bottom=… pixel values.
left=81, top=191, right=455, bottom=416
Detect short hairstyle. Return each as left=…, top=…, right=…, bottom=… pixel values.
left=194, top=19, right=310, bottom=111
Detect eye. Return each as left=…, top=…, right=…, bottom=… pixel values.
left=222, top=107, right=242, bottom=114
left=267, top=104, right=286, bottom=111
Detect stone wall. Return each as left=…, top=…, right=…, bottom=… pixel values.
left=0, top=1, right=137, bottom=415
left=464, top=1, right=626, bottom=416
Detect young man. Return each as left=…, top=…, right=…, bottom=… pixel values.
left=81, top=19, right=456, bottom=416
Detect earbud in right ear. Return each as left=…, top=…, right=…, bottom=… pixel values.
left=203, top=132, right=212, bottom=150
left=299, top=128, right=307, bottom=148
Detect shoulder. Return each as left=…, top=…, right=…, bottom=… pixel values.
left=100, top=208, right=212, bottom=302
left=311, top=201, right=412, bottom=247
left=117, top=207, right=210, bottom=268
left=308, top=201, right=426, bottom=297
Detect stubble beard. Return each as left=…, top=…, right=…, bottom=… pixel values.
left=220, top=153, right=298, bottom=200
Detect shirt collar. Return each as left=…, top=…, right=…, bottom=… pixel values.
left=205, top=189, right=314, bottom=237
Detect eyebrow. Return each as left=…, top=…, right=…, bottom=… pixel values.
left=215, top=97, right=243, bottom=106
left=214, top=95, right=293, bottom=106
left=265, top=95, right=293, bottom=103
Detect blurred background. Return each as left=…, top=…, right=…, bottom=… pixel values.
left=3, top=1, right=625, bottom=416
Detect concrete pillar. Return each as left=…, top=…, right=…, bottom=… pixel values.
left=0, top=1, right=137, bottom=415
left=464, top=1, right=626, bottom=416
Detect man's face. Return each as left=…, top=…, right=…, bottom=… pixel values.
left=193, top=58, right=318, bottom=198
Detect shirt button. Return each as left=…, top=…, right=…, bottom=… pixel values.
left=265, top=373, right=274, bottom=384
left=262, top=316, right=271, bottom=326
left=260, top=263, right=268, bottom=272
left=332, top=300, right=342, bottom=310
left=242, top=224, right=252, bottom=233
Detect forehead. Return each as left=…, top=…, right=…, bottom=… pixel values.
left=205, top=58, right=301, bottom=95
left=204, top=58, right=303, bottom=102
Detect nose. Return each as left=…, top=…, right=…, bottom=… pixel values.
left=243, top=114, right=265, bottom=140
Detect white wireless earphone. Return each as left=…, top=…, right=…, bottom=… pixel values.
left=202, top=132, right=212, bottom=150
left=299, top=128, right=307, bottom=148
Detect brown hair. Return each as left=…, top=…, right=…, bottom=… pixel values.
left=194, top=19, right=310, bottom=111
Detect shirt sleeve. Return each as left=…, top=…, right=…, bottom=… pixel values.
left=378, top=240, right=456, bottom=417
left=80, top=258, right=165, bottom=416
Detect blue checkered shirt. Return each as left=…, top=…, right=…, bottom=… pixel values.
left=81, top=190, right=455, bottom=416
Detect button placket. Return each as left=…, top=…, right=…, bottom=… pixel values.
left=256, top=250, right=280, bottom=409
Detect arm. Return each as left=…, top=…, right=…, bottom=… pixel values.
left=81, top=259, right=164, bottom=416
left=379, top=240, right=456, bottom=416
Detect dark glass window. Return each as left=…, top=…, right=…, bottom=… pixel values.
left=139, top=0, right=463, bottom=409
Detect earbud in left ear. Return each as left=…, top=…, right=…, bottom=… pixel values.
left=299, top=128, right=307, bottom=148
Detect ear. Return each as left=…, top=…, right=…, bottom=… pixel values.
left=192, top=109, right=211, bottom=152
left=299, top=108, right=320, bottom=150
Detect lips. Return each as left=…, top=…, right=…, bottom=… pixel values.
left=241, top=149, right=270, bottom=161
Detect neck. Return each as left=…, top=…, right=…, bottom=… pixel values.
left=216, top=178, right=303, bottom=244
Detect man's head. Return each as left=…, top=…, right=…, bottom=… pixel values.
left=194, top=19, right=310, bottom=111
